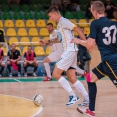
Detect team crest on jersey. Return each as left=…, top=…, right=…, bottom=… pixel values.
left=57, top=32, right=62, bottom=42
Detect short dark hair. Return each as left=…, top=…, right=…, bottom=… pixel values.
left=92, top=1, right=105, bottom=14
left=47, top=6, right=59, bottom=14
left=47, top=23, right=53, bottom=27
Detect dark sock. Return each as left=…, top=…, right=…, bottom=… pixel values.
left=7, top=65, right=11, bottom=73
left=0, top=66, right=4, bottom=74
left=34, top=66, right=38, bottom=72
left=18, top=64, right=21, bottom=73
left=24, top=66, right=27, bottom=73
left=87, top=82, right=97, bottom=111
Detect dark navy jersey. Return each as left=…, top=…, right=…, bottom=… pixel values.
left=89, top=17, right=117, bottom=61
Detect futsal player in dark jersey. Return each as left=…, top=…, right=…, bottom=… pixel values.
left=71, top=1, right=117, bottom=117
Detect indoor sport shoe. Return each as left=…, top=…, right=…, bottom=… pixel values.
left=33, top=73, right=37, bottom=77
left=43, top=77, right=52, bottom=81
left=24, top=73, right=27, bottom=77
left=66, top=95, right=80, bottom=106
left=83, top=70, right=88, bottom=77
left=77, top=107, right=95, bottom=117
left=9, top=73, right=12, bottom=77
left=18, top=72, right=21, bottom=77
left=78, top=99, right=89, bottom=107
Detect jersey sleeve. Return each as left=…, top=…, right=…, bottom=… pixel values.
left=60, top=18, right=76, bottom=30
left=17, top=50, right=21, bottom=56
left=1, top=50, right=4, bottom=56
left=34, top=52, right=36, bottom=57
left=7, top=51, right=10, bottom=56
left=89, top=20, right=98, bottom=40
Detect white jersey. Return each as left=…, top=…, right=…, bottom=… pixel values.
left=50, top=30, right=63, bottom=52
left=57, top=17, right=78, bottom=51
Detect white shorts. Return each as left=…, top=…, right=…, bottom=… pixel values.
left=56, top=51, right=77, bottom=71
left=48, top=50, right=63, bottom=62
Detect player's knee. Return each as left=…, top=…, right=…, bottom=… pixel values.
left=24, top=62, right=27, bottom=66
left=1, top=62, right=5, bottom=67
left=52, top=72, right=59, bottom=79
left=7, top=61, right=11, bottom=65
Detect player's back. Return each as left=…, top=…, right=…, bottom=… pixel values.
left=90, top=17, right=117, bottom=61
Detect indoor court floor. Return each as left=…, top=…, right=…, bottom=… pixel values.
left=0, top=77, right=117, bottom=117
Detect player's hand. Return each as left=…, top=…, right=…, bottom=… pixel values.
left=70, top=38, right=80, bottom=44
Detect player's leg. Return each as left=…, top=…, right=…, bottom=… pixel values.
left=0, top=62, right=5, bottom=76
left=16, top=61, right=21, bottom=77
left=67, top=68, right=89, bottom=106
left=24, top=61, right=28, bottom=76
left=52, top=51, right=80, bottom=106
left=77, top=62, right=106, bottom=117
left=32, top=62, right=38, bottom=76
left=7, top=61, right=12, bottom=77
left=52, top=66, right=78, bottom=106
left=43, top=57, right=52, bottom=81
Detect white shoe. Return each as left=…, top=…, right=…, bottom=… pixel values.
left=9, top=73, right=12, bottom=77
left=66, top=95, right=80, bottom=106
left=78, top=99, right=89, bottom=107
left=18, top=72, right=21, bottom=77
left=33, top=73, right=37, bottom=77
left=24, top=73, right=27, bottom=77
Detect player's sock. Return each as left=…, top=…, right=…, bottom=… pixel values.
left=7, top=65, right=11, bottom=73
left=0, top=66, right=4, bottom=74
left=24, top=66, right=27, bottom=73
left=73, top=80, right=89, bottom=101
left=34, top=66, right=38, bottom=72
left=44, top=63, right=52, bottom=78
left=87, top=82, right=97, bottom=111
left=76, top=66, right=85, bottom=75
left=58, top=76, right=76, bottom=97
left=18, top=64, right=21, bottom=73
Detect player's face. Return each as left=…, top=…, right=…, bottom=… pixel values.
left=48, top=12, right=57, bottom=22
left=11, top=44, right=16, bottom=51
left=47, top=25, right=54, bottom=33
left=28, top=47, right=32, bottom=53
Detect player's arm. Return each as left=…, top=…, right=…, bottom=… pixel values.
left=74, top=27, right=86, bottom=40
left=0, top=50, right=4, bottom=63
left=71, top=37, right=96, bottom=50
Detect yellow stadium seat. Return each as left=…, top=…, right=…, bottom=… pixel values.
left=4, top=20, right=14, bottom=28
left=26, top=20, right=36, bottom=28
left=36, top=20, right=46, bottom=28
left=70, top=19, right=77, bottom=25
left=84, top=27, right=90, bottom=35
left=88, top=19, right=94, bottom=25
left=34, top=46, right=45, bottom=56
left=47, top=20, right=56, bottom=28
left=6, top=28, right=17, bottom=36
left=31, top=37, right=40, bottom=46
left=0, top=28, right=5, bottom=36
left=43, top=37, right=50, bottom=40
left=18, top=28, right=28, bottom=36
left=78, top=19, right=89, bottom=27
left=22, top=46, right=28, bottom=55
left=28, top=28, right=38, bottom=36
left=15, top=20, right=25, bottom=28
left=9, top=37, right=19, bottom=45
left=0, top=20, right=3, bottom=27
left=1, top=47, right=7, bottom=56
left=39, top=28, right=49, bottom=36
left=45, top=46, right=52, bottom=55
left=74, top=31, right=78, bottom=36
left=16, top=47, right=22, bottom=55
left=20, top=37, right=30, bottom=46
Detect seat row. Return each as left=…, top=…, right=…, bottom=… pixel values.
left=1, top=46, right=51, bottom=56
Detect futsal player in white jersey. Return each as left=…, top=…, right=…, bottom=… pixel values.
left=42, top=23, right=63, bottom=81
left=43, top=6, right=89, bottom=106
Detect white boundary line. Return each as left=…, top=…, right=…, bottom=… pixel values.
left=13, top=78, right=22, bottom=82
left=0, top=94, right=43, bottom=117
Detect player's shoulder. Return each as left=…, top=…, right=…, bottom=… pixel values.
left=60, top=17, right=70, bottom=22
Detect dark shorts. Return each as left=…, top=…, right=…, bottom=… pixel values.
left=25, top=63, right=36, bottom=67
left=92, top=60, right=117, bottom=87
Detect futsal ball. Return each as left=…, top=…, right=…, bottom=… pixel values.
left=33, top=94, right=43, bottom=106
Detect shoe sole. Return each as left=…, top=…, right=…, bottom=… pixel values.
left=77, top=107, right=95, bottom=117
left=66, top=98, right=80, bottom=106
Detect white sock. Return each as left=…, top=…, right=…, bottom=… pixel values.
left=73, top=80, right=89, bottom=101
left=44, top=63, right=52, bottom=78
left=58, top=76, right=76, bottom=97
left=76, top=66, right=84, bottom=75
